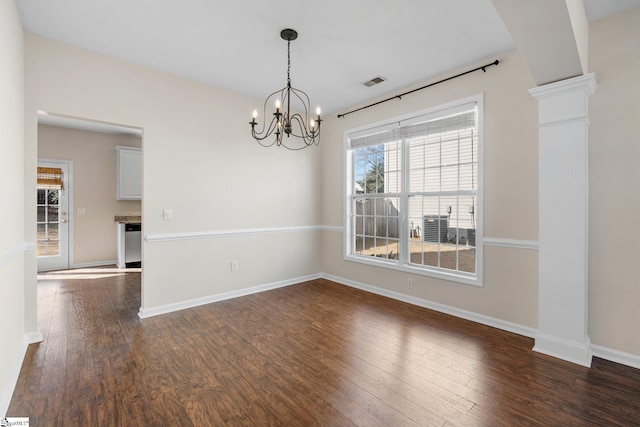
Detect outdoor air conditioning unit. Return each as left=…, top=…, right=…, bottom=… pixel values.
left=423, top=215, right=448, bottom=243
left=467, top=228, right=476, bottom=247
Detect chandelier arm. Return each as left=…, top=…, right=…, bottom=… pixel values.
left=263, top=87, right=287, bottom=117
left=288, top=85, right=312, bottom=117
left=251, top=87, right=285, bottom=136
left=286, top=114, right=310, bottom=140
left=252, top=116, right=281, bottom=147
left=279, top=138, right=316, bottom=150
left=289, top=87, right=321, bottom=137
left=288, top=114, right=320, bottom=146
left=273, top=115, right=317, bottom=150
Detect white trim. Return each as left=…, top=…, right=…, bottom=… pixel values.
left=0, top=242, right=34, bottom=269
left=343, top=254, right=482, bottom=287
left=534, top=332, right=593, bottom=367
left=483, top=237, right=538, bottom=250
left=528, top=73, right=597, bottom=100
left=24, top=331, right=44, bottom=344
left=145, top=225, right=326, bottom=243
left=138, top=273, right=321, bottom=318
left=591, top=344, right=640, bottom=370
left=72, top=260, right=118, bottom=269
left=0, top=339, right=28, bottom=418
left=537, top=117, right=590, bottom=129
left=318, top=225, right=343, bottom=232
left=322, top=273, right=536, bottom=339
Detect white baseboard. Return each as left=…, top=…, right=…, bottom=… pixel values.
left=533, top=333, right=593, bottom=367
left=0, top=339, right=28, bottom=418
left=24, top=332, right=43, bottom=344
left=138, top=273, right=322, bottom=319
left=72, top=260, right=117, bottom=269
left=321, top=273, right=538, bottom=339
left=591, top=344, right=640, bottom=369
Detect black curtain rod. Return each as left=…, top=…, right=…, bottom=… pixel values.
left=337, top=59, right=500, bottom=119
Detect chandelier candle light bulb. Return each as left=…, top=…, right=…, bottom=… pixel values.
left=249, top=28, right=322, bottom=150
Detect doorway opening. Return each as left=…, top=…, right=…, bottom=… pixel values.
left=36, top=112, right=143, bottom=274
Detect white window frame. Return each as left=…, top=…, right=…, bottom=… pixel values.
left=344, top=94, right=484, bottom=286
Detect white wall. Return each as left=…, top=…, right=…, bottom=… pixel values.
left=38, top=125, right=142, bottom=266
left=24, top=34, right=322, bottom=314
left=588, top=6, right=640, bottom=357
left=0, top=0, right=26, bottom=416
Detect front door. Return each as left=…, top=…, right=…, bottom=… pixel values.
left=37, top=160, right=70, bottom=272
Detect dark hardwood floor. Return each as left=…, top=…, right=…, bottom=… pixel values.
left=7, top=268, right=640, bottom=426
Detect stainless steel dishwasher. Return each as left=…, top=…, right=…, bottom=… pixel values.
left=124, top=223, right=142, bottom=268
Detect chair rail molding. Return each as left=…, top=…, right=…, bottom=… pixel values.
left=145, top=225, right=332, bottom=243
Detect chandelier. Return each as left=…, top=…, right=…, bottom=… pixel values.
left=250, top=29, right=321, bottom=150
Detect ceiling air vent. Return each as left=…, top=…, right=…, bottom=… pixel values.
left=362, top=76, right=386, bottom=87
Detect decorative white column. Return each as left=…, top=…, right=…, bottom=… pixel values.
left=529, top=74, right=597, bottom=367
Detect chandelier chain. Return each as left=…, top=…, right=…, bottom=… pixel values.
left=287, top=39, right=291, bottom=87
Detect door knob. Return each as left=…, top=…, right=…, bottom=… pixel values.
left=61, top=219, right=68, bottom=223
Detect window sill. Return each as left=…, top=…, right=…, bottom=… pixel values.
left=344, top=254, right=482, bottom=287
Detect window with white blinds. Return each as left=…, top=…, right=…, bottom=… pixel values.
left=345, top=95, right=483, bottom=285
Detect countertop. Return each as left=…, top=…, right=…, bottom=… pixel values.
left=114, top=215, right=141, bottom=224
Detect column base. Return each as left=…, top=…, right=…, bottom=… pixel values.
left=534, top=332, right=592, bottom=367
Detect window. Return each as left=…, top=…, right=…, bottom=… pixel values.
left=345, top=95, right=483, bottom=285
left=37, top=167, right=63, bottom=257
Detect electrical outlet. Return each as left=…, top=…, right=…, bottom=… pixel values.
left=407, top=278, right=414, bottom=289
left=231, top=260, right=239, bottom=271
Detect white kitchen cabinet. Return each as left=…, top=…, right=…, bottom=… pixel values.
left=116, top=146, right=142, bottom=200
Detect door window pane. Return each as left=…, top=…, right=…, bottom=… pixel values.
left=37, top=188, right=62, bottom=258
left=47, top=206, right=59, bottom=222
left=47, top=190, right=59, bottom=205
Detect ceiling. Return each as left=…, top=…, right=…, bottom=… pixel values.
left=16, top=0, right=640, bottom=123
